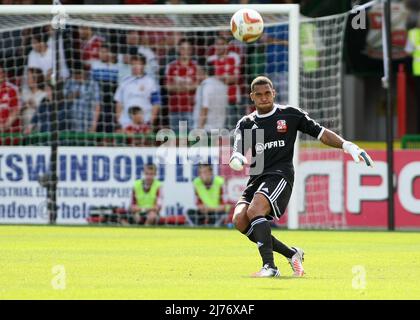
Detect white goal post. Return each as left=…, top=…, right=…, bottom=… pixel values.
left=0, top=4, right=349, bottom=229
left=0, top=4, right=301, bottom=228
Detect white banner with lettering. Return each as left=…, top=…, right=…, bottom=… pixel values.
left=0, top=147, right=219, bottom=224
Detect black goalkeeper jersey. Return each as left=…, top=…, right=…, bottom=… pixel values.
left=232, top=104, right=325, bottom=187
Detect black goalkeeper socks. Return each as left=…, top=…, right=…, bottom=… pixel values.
left=249, top=216, right=275, bottom=268
left=271, top=236, right=296, bottom=259
left=245, top=226, right=295, bottom=259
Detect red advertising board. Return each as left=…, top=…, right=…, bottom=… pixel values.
left=221, top=150, right=420, bottom=229
left=345, top=150, right=420, bottom=228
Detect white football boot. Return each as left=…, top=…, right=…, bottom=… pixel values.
left=251, top=264, right=280, bottom=278
left=287, top=247, right=305, bottom=277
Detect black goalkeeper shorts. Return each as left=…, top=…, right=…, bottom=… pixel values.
left=236, top=174, right=292, bottom=220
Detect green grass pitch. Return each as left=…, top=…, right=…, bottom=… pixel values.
left=1, top=225, right=419, bottom=300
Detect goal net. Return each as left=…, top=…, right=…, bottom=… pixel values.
left=296, top=13, right=348, bottom=229
left=0, top=5, right=348, bottom=229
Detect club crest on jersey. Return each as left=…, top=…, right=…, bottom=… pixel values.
left=277, top=120, right=287, bottom=133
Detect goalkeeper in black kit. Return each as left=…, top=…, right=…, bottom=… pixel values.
left=230, top=76, right=374, bottom=277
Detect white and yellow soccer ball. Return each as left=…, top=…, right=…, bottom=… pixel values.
left=229, top=152, right=248, bottom=171
left=230, top=8, right=264, bottom=43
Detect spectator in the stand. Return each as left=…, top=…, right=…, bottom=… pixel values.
left=165, top=38, right=203, bottom=133
left=63, top=62, right=101, bottom=132
left=117, top=46, right=138, bottom=84
left=130, top=163, right=163, bottom=225
left=193, top=62, right=228, bottom=131
left=20, top=68, right=46, bottom=133
left=27, top=29, right=53, bottom=81
left=119, top=30, right=159, bottom=80
left=126, top=8, right=183, bottom=130
left=124, top=106, right=152, bottom=146
left=0, top=62, right=20, bottom=133
left=206, top=30, right=245, bottom=61
left=187, top=164, right=229, bottom=226
left=91, top=43, right=119, bottom=133
left=115, top=53, right=161, bottom=129
left=78, top=25, right=104, bottom=68
left=26, top=84, right=65, bottom=134
left=406, top=19, right=420, bottom=131
left=26, top=85, right=52, bottom=133
left=206, top=35, right=242, bottom=129
left=262, top=22, right=289, bottom=105
left=156, top=31, right=183, bottom=129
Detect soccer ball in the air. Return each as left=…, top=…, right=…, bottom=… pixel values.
left=230, top=8, right=264, bottom=43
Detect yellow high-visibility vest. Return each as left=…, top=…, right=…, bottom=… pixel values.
left=409, top=28, right=420, bottom=76
left=300, top=22, right=319, bottom=72
left=133, top=179, right=161, bottom=209
left=193, top=176, right=224, bottom=209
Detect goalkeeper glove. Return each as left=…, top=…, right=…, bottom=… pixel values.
left=342, top=141, right=374, bottom=167
left=229, top=152, right=248, bottom=171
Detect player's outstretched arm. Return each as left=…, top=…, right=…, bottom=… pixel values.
left=319, top=129, right=374, bottom=167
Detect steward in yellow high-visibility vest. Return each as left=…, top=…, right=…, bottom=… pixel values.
left=300, top=21, right=320, bottom=73
left=406, top=28, right=420, bottom=76
left=187, top=164, right=230, bottom=226
left=130, top=164, right=162, bottom=225
left=405, top=26, right=420, bottom=131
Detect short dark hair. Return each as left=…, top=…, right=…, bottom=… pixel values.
left=198, top=163, right=213, bottom=172
left=205, top=62, right=216, bottom=76
left=178, top=37, right=192, bottom=46
left=28, top=68, right=45, bottom=90
left=128, top=106, right=143, bottom=115
left=100, top=43, right=111, bottom=50
left=130, top=53, right=146, bottom=65
left=32, top=31, right=49, bottom=44
left=127, top=46, right=139, bottom=56
left=144, top=163, right=157, bottom=173
left=250, top=76, right=274, bottom=91
left=72, top=60, right=85, bottom=73
left=215, top=35, right=228, bottom=43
